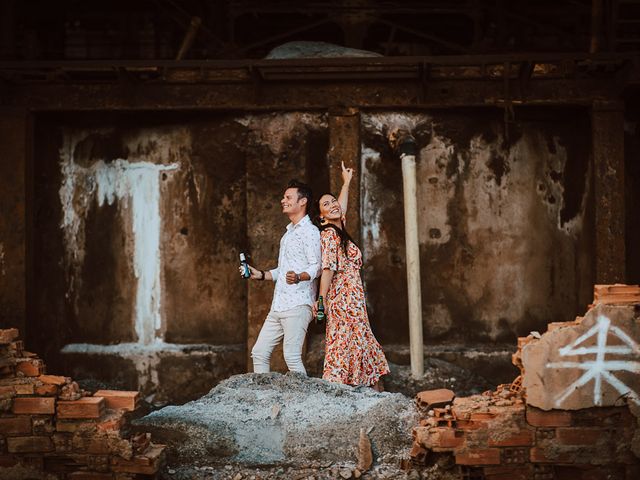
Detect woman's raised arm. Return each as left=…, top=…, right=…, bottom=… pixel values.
left=337, top=160, right=354, bottom=216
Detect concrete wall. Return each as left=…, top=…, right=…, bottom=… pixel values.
left=0, top=107, right=597, bottom=399
left=28, top=112, right=330, bottom=395
left=0, top=109, right=28, bottom=336
left=360, top=109, right=595, bottom=345
left=31, top=114, right=248, bottom=359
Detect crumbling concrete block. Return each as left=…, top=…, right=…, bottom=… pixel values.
left=522, top=304, right=639, bottom=411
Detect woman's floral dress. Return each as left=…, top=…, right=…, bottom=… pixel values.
left=321, top=227, right=390, bottom=386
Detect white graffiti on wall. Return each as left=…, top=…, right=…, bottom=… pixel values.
left=60, top=157, right=178, bottom=345
left=546, top=315, right=640, bottom=407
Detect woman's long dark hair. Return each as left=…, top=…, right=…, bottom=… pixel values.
left=314, top=193, right=358, bottom=258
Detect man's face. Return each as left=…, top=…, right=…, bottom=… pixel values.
left=281, top=187, right=306, bottom=216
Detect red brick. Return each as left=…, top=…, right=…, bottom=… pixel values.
left=556, top=427, right=601, bottom=445
left=0, top=328, right=20, bottom=344
left=13, top=383, right=35, bottom=395
left=35, top=383, right=58, bottom=396
left=0, top=385, right=15, bottom=395
left=93, top=390, right=139, bottom=411
left=525, top=407, right=572, bottom=427
left=0, top=415, right=32, bottom=434
left=488, top=429, right=534, bottom=447
left=484, top=465, right=533, bottom=480
left=456, top=419, right=484, bottom=431
left=455, top=448, right=501, bottom=465
left=416, top=389, right=455, bottom=409
left=57, top=397, right=105, bottom=419
left=410, top=443, right=428, bottom=462
left=96, top=410, right=126, bottom=433
left=530, top=446, right=577, bottom=463
left=438, top=429, right=464, bottom=449
left=38, top=374, right=67, bottom=386
left=470, top=412, right=496, bottom=421
left=12, top=396, right=56, bottom=414
left=110, top=444, right=165, bottom=475
left=16, top=359, right=44, bottom=377
left=56, top=419, right=97, bottom=434
left=6, top=435, right=54, bottom=453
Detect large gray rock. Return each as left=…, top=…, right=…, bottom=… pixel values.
left=523, top=304, right=640, bottom=410
left=134, top=372, right=417, bottom=466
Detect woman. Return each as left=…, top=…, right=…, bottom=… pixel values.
left=314, top=161, right=389, bottom=391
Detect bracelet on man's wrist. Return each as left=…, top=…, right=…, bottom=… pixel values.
left=259, top=270, right=265, bottom=281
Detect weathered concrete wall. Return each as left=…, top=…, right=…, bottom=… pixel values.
left=0, top=109, right=28, bottom=336
left=29, top=112, right=329, bottom=395
left=31, top=114, right=248, bottom=359
left=15, top=107, right=596, bottom=400
left=360, top=109, right=594, bottom=345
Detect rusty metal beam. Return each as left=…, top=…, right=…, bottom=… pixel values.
left=592, top=100, right=626, bottom=283
left=0, top=52, right=635, bottom=87
left=0, top=77, right=623, bottom=112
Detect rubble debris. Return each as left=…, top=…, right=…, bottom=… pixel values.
left=0, top=328, right=165, bottom=479
left=408, top=285, right=640, bottom=479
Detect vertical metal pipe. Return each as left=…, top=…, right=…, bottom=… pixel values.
left=401, top=153, right=424, bottom=378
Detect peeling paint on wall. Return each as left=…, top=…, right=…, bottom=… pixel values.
left=58, top=129, right=185, bottom=345
left=361, top=146, right=384, bottom=249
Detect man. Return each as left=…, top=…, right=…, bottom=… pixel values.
left=242, top=180, right=321, bottom=374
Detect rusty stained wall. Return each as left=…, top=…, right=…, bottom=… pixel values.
left=30, top=114, right=247, bottom=361
left=29, top=112, right=329, bottom=374
left=27, top=108, right=595, bottom=376
left=0, top=109, right=28, bottom=335
left=361, top=109, right=595, bottom=345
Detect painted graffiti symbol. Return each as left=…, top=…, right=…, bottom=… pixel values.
left=546, top=315, right=640, bottom=407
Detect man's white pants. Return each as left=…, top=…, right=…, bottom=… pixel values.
left=251, top=305, right=313, bottom=374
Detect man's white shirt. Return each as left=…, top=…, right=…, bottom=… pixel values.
left=269, top=215, right=321, bottom=312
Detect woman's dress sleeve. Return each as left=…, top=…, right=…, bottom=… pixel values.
left=321, top=228, right=340, bottom=271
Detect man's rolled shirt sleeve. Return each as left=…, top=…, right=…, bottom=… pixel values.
left=269, top=266, right=279, bottom=282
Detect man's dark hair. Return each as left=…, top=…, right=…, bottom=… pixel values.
left=287, top=179, right=313, bottom=214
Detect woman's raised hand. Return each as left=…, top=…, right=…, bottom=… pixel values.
left=341, top=161, right=354, bottom=184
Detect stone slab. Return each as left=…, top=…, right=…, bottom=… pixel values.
left=135, top=372, right=417, bottom=466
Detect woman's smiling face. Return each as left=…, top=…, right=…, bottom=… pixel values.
left=319, top=194, right=342, bottom=222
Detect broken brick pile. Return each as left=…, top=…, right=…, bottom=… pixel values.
left=409, top=285, right=640, bottom=480
left=0, top=328, right=165, bottom=479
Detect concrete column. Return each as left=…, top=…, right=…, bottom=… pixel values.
left=592, top=101, right=625, bottom=283
left=328, top=107, right=361, bottom=244
left=0, top=108, right=29, bottom=334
